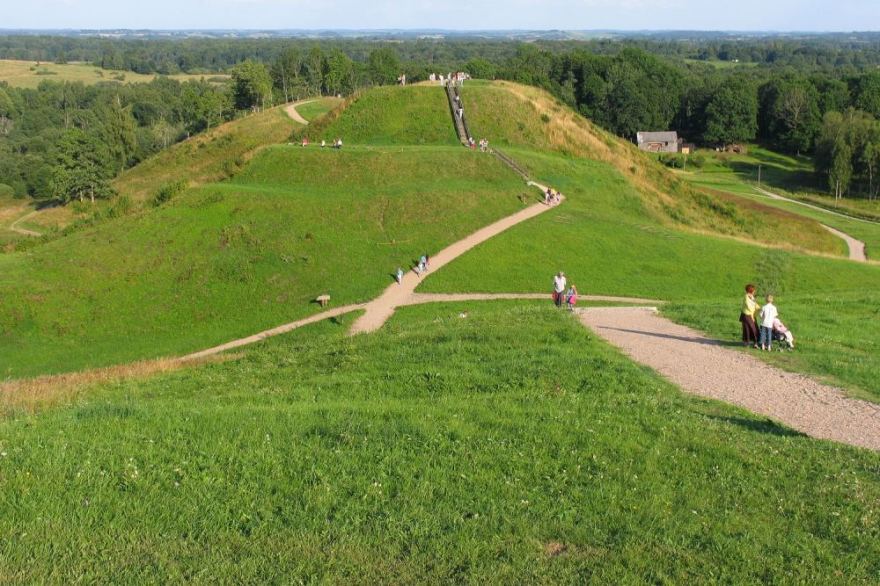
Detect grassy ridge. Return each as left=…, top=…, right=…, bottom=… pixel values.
left=112, top=106, right=300, bottom=202
left=462, top=82, right=845, bottom=254
left=420, top=149, right=880, bottom=400
left=1, top=302, right=878, bottom=581
left=0, top=146, right=527, bottom=378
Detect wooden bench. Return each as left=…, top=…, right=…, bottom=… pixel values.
left=316, top=294, right=331, bottom=307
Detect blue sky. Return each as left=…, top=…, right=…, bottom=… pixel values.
left=3, top=0, right=878, bottom=31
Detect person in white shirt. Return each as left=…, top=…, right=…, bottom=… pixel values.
left=553, top=272, right=567, bottom=308
left=758, top=295, right=778, bottom=351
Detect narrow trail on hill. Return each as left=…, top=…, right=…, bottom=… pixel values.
left=580, top=306, right=880, bottom=451
left=9, top=210, right=42, bottom=237
left=284, top=99, right=316, bottom=125
left=348, top=184, right=559, bottom=334
left=821, top=224, right=867, bottom=262
left=754, top=186, right=870, bottom=261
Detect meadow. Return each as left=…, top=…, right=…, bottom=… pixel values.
left=0, top=59, right=228, bottom=89
left=0, top=146, right=527, bottom=378
left=1, top=302, right=878, bottom=582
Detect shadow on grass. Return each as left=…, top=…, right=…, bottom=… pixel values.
left=708, top=414, right=807, bottom=438
left=597, top=326, right=742, bottom=348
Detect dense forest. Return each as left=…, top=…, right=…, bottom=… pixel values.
left=2, top=34, right=880, bottom=202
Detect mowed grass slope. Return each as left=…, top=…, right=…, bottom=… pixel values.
left=1, top=303, right=878, bottom=582
left=304, top=85, right=459, bottom=146
left=0, top=146, right=527, bottom=378
left=462, top=82, right=845, bottom=256
left=420, top=149, right=880, bottom=401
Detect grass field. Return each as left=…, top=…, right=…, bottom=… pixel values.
left=1, top=302, right=878, bottom=582
left=295, top=97, right=343, bottom=122
left=0, top=146, right=527, bottom=378
left=0, top=59, right=229, bottom=89
left=420, top=149, right=880, bottom=401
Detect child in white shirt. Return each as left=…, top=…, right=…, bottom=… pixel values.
left=758, top=295, right=778, bottom=351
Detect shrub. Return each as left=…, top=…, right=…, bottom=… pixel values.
left=151, top=180, right=187, bottom=207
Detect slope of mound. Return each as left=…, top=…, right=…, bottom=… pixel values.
left=113, top=106, right=300, bottom=202
left=2, top=302, right=879, bottom=581
left=462, top=82, right=843, bottom=255
left=420, top=149, right=880, bottom=400
left=302, top=86, right=458, bottom=146
left=0, top=146, right=527, bottom=378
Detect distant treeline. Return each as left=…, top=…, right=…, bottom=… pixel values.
left=3, top=34, right=880, bottom=74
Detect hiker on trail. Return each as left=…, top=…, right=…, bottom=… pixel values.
left=333, top=138, right=343, bottom=149
left=758, top=295, right=779, bottom=351
left=545, top=188, right=552, bottom=205
left=424, top=254, right=430, bottom=270
left=396, top=267, right=404, bottom=284
left=419, top=254, right=429, bottom=274
left=739, top=284, right=760, bottom=348
left=321, top=140, right=326, bottom=148
left=565, top=285, right=578, bottom=312
left=553, top=272, right=567, bottom=308
left=458, top=107, right=464, bottom=120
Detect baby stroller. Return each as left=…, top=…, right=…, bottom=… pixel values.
left=771, top=318, right=795, bottom=351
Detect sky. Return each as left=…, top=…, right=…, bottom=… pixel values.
left=1, top=0, right=878, bottom=32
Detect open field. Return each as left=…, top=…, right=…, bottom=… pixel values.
left=0, top=59, right=229, bottom=88
left=0, top=146, right=527, bottom=378
left=1, top=302, right=878, bottom=582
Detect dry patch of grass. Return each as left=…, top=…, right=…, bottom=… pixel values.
left=0, top=59, right=228, bottom=89
left=0, top=354, right=239, bottom=415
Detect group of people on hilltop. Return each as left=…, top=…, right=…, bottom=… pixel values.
left=430, top=72, right=470, bottom=86
left=299, top=137, right=343, bottom=149
left=739, top=284, right=795, bottom=351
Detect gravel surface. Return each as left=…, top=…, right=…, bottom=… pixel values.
left=580, top=306, right=880, bottom=451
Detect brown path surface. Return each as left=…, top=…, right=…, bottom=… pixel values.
left=349, top=189, right=560, bottom=335
left=405, top=293, right=662, bottom=306
left=580, top=306, right=880, bottom=451
left=821, top=223, right=867, bottom=262
left=9, top=210, right=42, bottom=237
left=284, top=99, right=315, bottom=125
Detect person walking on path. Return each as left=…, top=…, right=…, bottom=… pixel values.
left=739, top=284, right=760, bottom=348
left=395, top=267, right=404, bottom=284
left=565, top=284, right=578, bottom=312
left=758, top=295, right=779, bottom=351
left=553, top=272, right=567, bottom=308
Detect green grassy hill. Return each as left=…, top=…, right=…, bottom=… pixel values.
left=460, top=82, right=844, bottom=255
left=0, top=146, right=526, bottom=378
left=2, top=302, right=878, bottom=582
left=303, top=86, right=459, bottom=146
left=3, top=80, right=880, bottom=581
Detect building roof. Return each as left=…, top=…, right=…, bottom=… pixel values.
left=637, top=131, right=678, bottom=144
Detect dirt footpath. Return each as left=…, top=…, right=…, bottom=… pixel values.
left=580, top=306, right=880, bottom=451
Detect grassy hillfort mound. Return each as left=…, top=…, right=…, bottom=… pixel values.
left=0, top=144, right=526, bottom=378
left=1, top=80, right=879, bottom=581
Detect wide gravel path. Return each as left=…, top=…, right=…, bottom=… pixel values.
left=580, top=306, right=880, bottom=451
